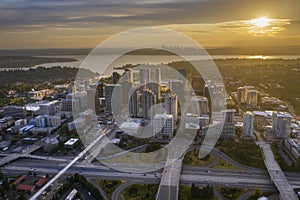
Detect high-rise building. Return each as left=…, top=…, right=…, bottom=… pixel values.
left=66, top=92, right=88, bottom=110
left=155, top=68, right=161, bottom=84
left=153, top=114, right=174, bottom=138
left=246, top=90, right=259, bottom=107
left=186, top=113, right=209, bottom=128
left=178, top=69, right=187, bottom=87
left=86, top=89, right=96, bottom=109
left=221, top=109, right=236, bottom=137
left=190, top=96, right=209, bottom=116
left=3, top=106, right=26, bottom=118
left=140, top=68, right=150, bottom=85
left=112, top=72, right=121, bottom=84
left=39, top=101, right=58, bottom=115
left=68, top=82, right=76, bottom=94
left=242, top=111, right=254, bottom=137
left=169, top=80, right=184, bottom=97
left=105, top=84, right=122, bottom=114
left=141, top=89, right=156, bottom=119
left=97, top=82, right=104, bottom=98
left=46, top=115, right=61, bottom=127
left=146, top=82, right=160, bottom=100
left=123, top=69, right=133, bottom=82
left=121, top=81, right=133, bottom=105
left=165, top=93, right=178, bottom=120
left=272, top=112, right=292, bottom=139
left=192, top=77, right=205, bottom=96
left=237, top=86, right=255, bottom=104
left=129, top=88, right=140, bottom=118
left=62, top=99, right=80, bottom=112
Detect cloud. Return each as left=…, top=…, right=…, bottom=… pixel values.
left=0, top=0, right=299, bottom=48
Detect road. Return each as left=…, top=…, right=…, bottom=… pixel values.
left=156, top=158, right=183, bottom=200
left=3, top=159, right=300, bottom=190
left=0, top=140, right=45, bottom=166
left=86, top=177, right=109, bottom=200
left=258, top=142, right=298, bottom=200
left=29, top=127, right=111, bottom=200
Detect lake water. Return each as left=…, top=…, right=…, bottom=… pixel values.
left=1, top=54, right=299, bottom=73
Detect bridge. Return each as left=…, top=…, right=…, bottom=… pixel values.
left=258, top=142, right=298, bottom=200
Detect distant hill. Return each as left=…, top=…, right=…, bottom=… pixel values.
left=0, top=46, right=299, bottom=57
left=0, top=55, right=77, bottom=68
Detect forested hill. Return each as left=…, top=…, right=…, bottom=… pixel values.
left=0, top=66, right=98, bottom=84
left=0, top=55, right=77, bottom=68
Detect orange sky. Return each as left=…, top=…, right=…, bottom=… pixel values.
left=0, top=0, right=299, bottom=49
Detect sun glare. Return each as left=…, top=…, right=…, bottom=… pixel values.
left=250, top=17, right=270, bottom=28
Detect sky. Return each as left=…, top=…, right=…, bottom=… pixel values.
left=0, top=0, right=300, bottom=49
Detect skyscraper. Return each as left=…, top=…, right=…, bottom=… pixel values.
left=121, top=81, right=133, bottom=105
left=272, top=112, right=292, bottom=139
left=105, top=84, right=122, bottom=114
left=169, top=80, right=184, bottom=98
left=97, top=82, right=104, bottom=98
left=141, top=89, right=156, bottom=119
left=129, top=87, right=140, bottom=118
left=165, top=93, right=178, bottom=120
left=246, top=90, right=259, bottom=107
left=190, top=96, right=209, bottom=116
left=192, top=76, right=205, bottom=96
left=123, top=68, right=133, bottom=82
left=112, top=72, right=121, bottom=84
left=221, top=109, right=236, bottom=137
left=153, top=114, right=174, bottom=138
left=140, top=68, right=150, bottom=85
left=242, top=111, right=254, bottom=137
left=146, top=82, right=160, bottom=100
left=155, top=68, right=161, bottom=84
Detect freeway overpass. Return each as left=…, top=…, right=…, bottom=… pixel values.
left=0, top=140, right=45, bottom=167
left=258, top=142, right=299, bottom=200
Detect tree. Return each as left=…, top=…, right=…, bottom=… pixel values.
left=252, top=188, right=263, bottom=199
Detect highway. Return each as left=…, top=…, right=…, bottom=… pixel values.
left=2, top=158, right=300, bottom=190
left=258, top=142, right=299, bottom=200
left=0, top=140, right=45, bottom=166
left=156, top=158, right=183, bottom=200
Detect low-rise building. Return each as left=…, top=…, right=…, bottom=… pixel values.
left=284, top=138, right=300, bottom=161
left=64, top=138, right=79, bottom=149
left=119, top=121, right=141, bottom=135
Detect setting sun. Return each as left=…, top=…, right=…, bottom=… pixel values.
left=250, top=17, right=271, bottom=27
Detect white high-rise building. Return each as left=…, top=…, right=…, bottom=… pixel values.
left=242, top=111, right=254, bottom=137
left=165, top=94, right=178, bottom=120
left=153, top=114, right=174, bottom=138
left=272, top=112, right=292, bottom=139
left=190, top=96, right=209, bottom=116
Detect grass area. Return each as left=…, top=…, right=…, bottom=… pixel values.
left=98, top=180, right=122, bottom=199
left=219, top=187, right=244, bottom=200
left=121, top=184, right=158, bottom=200
left=178, top=185, right=216, bottom=200
left=217, top=141, right=266, bottom=169
left=183, top=149, right=215, bottom=166
left=271, top=143, right=300, bottom=172
left=213, top=158, right=242, bottom=170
